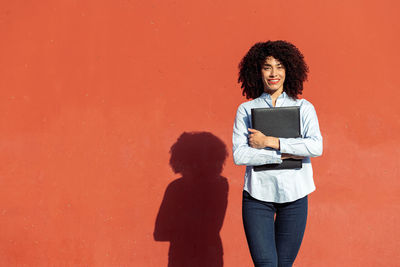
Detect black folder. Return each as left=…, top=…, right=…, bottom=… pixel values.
left=251, top=106, right=302, bottom=171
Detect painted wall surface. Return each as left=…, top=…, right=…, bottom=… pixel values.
left=0, top=0, right=399, bottom=266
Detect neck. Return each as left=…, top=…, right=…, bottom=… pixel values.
left=264, top=88, right=283, bottom=107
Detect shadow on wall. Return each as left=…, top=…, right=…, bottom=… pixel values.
left=154, top=132, right=229, bottom=267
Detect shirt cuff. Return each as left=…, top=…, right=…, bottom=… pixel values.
left=263, top=148, right=283, bottom=164
left=279, top=138, right=296, bottom=155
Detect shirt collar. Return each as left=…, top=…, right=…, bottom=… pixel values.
left=260, top=91, right=287, bottom=100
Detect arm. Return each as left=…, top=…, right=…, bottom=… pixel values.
left=247, top=128, right=305, bottom=159
left=279, top=103, right=323, bottom=157
left=232, top=105, right=282, bottom=166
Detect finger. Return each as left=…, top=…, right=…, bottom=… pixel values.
left=248, top=128, right=259, bottom=133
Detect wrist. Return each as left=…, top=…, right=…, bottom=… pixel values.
left=264, top=136, right=280, bottom=150
left=263, top=137, right=270, bottom=148
left=272, top=137, right=280, bottom=150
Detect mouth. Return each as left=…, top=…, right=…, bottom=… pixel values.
left=267, top=79, right=280, bottom=85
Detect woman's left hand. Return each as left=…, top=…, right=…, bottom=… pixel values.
left=248, top=128, right=280, bottom=150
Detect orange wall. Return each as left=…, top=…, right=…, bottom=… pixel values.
left=1, top=0, right=399, bottom=266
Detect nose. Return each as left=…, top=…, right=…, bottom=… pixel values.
left=269, top=67, right=277, bottom=77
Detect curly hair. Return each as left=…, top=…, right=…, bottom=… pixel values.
left=238, top=40, right=309, bottom=99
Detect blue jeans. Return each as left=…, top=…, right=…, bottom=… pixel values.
left=242, top=190, right=308, bottom=267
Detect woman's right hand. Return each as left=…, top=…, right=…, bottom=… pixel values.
left=281, top=153, right=305, bottom=160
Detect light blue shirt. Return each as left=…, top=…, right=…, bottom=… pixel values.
left=232, top=92, right=323, bottom=203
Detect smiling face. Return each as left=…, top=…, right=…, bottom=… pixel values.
left=261, top=56, right=286, bottom=94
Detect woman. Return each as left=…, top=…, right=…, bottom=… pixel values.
left=232, top=40, right=323, bottom=267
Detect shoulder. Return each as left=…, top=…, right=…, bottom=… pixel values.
left=165, top=178, right=184, bottom=192
left=236, top=97, right=264, bottom=113
left=296, top=98, right=319, bottom=121
left=296, top=98, right=317, bottom=112
left=285, top=97, right=317, bottom=118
